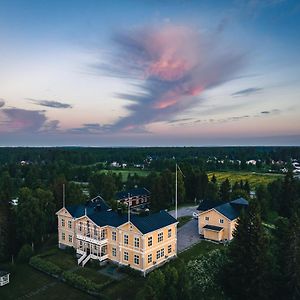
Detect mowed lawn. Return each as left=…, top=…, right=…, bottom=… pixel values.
left=99, top=169, right=151, bottom=182
left=208, top=171, right=282, bottom=188
left=0, top=264, right=96, bottom=300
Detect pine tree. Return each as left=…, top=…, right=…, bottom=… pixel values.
left=222, top=199, right=271, bottom=300
left=219, top=178, right=231, bottom=202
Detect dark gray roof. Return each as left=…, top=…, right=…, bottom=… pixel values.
left=203, top=225, right=224, bottom=232
left=65, top=197, right=176, bottom=234
left=115, top=187, right=150, bottom=200
left=0, top=270, right=9, bottom=276
left=66, top=196, right=109, bottom=218
left=214, top=198, right=248, bottom=220
left=197, top=200, right=222, bottom=211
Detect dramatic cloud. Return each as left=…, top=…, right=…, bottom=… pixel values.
left=0, top=99, right=5, bottom=108
left=0, top=108, right=59, bottom=133
left=231, top=87, right=262, bottom=97
left=28, top=98, right=72, bottom=109
left=97, top=24, right=246, bottom=131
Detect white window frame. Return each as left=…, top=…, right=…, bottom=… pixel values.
left=112, top=231, right=116, bottom=241
left=168, top=244, right=172, bottom=254
left=62, top=232, right=65, bottom=240
left=168, top=228, right=172, bottom=238
left=158, top=232, right=163, bottom=243
left=205, top=216, right=209, bottom=221
left=134, top=254, right=140, bottom=265
left=124, top=234, right=129, bottom=245
left=124, top=251, right=129, bottom=261
left=219, top=219, right=224, bottom=224
left=68, top=220, right=72, bottom=229
left=61, top=219, right=65, bottom=227
left=112, top=247, right=116, bottom=257
left=134, top=237, right=140, bottom=248
left=68, top=235, right=72, bottom=243
left=148, top=236, right=153, bottom=247
left=148, top=253, right=152, bottom=263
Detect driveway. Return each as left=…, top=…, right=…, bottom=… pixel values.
left=177, top=218, right=200, bottom=252
left=169, top=205, right=198, bottom=218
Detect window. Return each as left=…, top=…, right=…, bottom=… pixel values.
left=168, top=245, right=172, bottom=254
left=161, top=248, right=164, bottom=257
left=148, top=236, right=153, bottom=247
left=112, top=231, right=116, bottom=241
left=156, top=250, right=161, bottom=260
left=168, top=228, right=172, bottom=238
left=68, top=220, right=72, bottom=229
left=68, top=235, right=72, bottom=243
left=158, top=232, right=163, bottom=243
left=79, top=240, right=83, bottom=247
left=148, top=254, right=152, bottom=263
left=124, top=234, right=128, bottom=245
left=94, top=225, right=98, bottom=236
left=134, top=254, right=140, bottom=265
left=62, top=232, right=65, bottom=240
left=79, top=222, right=82, bottom=232
left=134, top=237, right=140, bottom=248
left=61, top=219, right=65, bottom=227
left=112, top=247, right=116, bottom=257
left=101, top=229, right=106, bottom=240
left=205, top=216, right=209, bottom=221
left=124, top=251, right=129, bottom=261
left=220, top=219, right=224, bottom=224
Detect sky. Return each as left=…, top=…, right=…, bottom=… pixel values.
left=0, top=0, right=300, bottom=146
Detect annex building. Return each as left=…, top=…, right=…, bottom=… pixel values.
left=56, top=196, right=177, bottom=275
left=197, top=197, right=248, bottom=242
left=114, top=187, right=150, bottom=208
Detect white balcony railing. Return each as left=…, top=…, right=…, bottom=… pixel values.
left=76, top=234, right=108, bottom=246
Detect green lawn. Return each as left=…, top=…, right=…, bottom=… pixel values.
left=41, top=248, right=78, bottom=270
left=99, top=169, right=151, bottom=182
left=178, top=240, right=223, bottom=262
left=0, top=264, right=96, bottom=300
left=208, top=171, right=282, bottom=188
left=178, top=216, right=193, bottom=228
left=74, top=267, right=113, bottom=286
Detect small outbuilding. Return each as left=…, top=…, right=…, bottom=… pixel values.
left=0, top=270, right=10, bottom=286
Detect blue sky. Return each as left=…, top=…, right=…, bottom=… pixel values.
left=0, top=0, right=299, bottom=146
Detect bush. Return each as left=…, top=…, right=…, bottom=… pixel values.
left=17, top=244, right=34, bottom=263
left=119, top=265, right=141, bottom=277
left=29, top=256, right=62, bottom=276
left=62, top=271, right=106, bottom=294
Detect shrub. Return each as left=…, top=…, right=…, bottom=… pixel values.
left=118, top=265, right=141, bottom=277
left=62, top=271, right=106, bottom=293
left=17, top=244, right=34, bottom=263
left=29, top=256, right=62, bottom=276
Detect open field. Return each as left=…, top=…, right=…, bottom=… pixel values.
left=0, top=264, right=96, bottom=300
left=208, top=171, right=283, bottom=188
left=99, top=169, right=151, bottom=182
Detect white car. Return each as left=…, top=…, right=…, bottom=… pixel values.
left=192, top=211, right=199, bottom=219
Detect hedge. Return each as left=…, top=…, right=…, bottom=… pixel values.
left=62, top=271, right=108, bottom=294
left=29, top=256, right=62, bottom=276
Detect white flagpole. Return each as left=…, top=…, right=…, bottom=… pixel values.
left=62, top=184, right=65, bottom=208
left=175, top=163, right=178, bottom=220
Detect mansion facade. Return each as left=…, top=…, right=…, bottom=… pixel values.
left=56, top=196, right=177, bottom=275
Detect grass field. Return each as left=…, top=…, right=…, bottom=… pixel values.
left=99, top=169, right=151, bottom=182
left=0, top=264, right=96, bottom=300
left=208, top=171, right=282, bottom=188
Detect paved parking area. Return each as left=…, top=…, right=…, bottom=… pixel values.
left=177, top=218, right=200, bottom=252
left=169, top=205, right=198, bottom=218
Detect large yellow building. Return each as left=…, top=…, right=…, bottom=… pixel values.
left=56, top=196, right=178, bottom=275
left=198, top=198, right=248, bottom=242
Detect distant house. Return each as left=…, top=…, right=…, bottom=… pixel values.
left=0, top=271, right=10, bottom=286
left=198, top=198, right=248, bottom=242
left=115, top=188, right=150, bottom=208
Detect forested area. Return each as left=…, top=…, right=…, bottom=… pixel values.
left=0, top=147, right=299, bottom=299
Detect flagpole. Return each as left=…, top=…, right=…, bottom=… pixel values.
left=175, top=163, right=178, bottom=220
left=62, top=184, right=65, bottom=208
